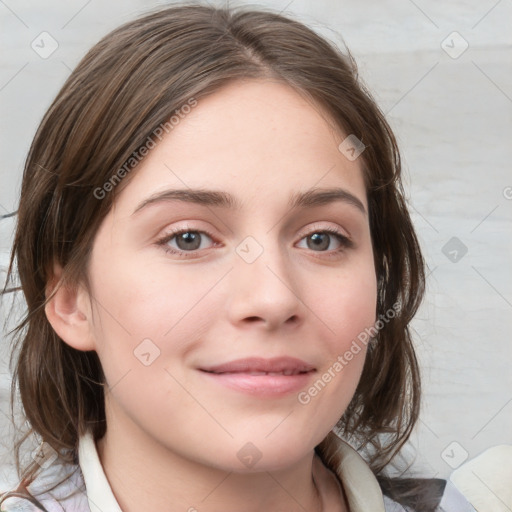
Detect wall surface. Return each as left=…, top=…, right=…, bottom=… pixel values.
left=1, top=0, right=511, bottom=495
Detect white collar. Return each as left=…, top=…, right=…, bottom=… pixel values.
left=314, top=441, right=386, bottom=511
left=78, top=430, right=122, bottom=512
left=78, top=430, right=386, bottom=512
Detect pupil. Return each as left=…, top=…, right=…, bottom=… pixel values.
left=178, top=232, right=200, bottom=250
left=309, top=233, right=328, bottom=251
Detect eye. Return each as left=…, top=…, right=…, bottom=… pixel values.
left=296, top=227, right=352, bottom=255
left=156, top=228, right=216, bottom=257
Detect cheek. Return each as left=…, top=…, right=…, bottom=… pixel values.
left=86, top=257, right=216, bottom=426
left=87, top=250, right=219, bottom=377
left=304, top=255, right=377, bottom=396
left=313, top=258, right=377, bottom=350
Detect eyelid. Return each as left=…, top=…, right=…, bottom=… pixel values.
left=296, top=222, right=350, bottom=242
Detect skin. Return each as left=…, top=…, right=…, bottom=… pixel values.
left=46, top=78, right=378, bottom=512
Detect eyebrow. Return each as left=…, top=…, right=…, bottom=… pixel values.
left=131, top=187, right=366, bottom=216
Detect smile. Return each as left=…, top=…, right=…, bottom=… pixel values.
left=199, top=357, right=316, bottom=397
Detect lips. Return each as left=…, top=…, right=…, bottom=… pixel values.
left=199, top=356, right=316, bottom=375
left=199, top=357, right=316, bottom=397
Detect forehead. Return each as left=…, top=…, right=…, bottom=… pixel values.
left=112, top=78, right=367, bottom=214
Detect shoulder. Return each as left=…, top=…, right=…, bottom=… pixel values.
left=379, top=477, right=477, bottom=512
left=0, top=458, right=90, bottom=512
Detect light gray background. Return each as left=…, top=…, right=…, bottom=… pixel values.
left=1, top=0, right=511, bottom=491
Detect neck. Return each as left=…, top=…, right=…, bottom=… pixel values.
left=96, top=419, right=325, bottom=512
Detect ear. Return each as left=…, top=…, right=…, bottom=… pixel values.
left=44, top=263, right=96, bottom=351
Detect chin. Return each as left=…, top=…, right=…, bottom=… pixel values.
left=220, top=431, right=321, bottom=474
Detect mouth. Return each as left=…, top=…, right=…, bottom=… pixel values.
left=200, top=356, right=315, bottom=374
left=198, top=357, right=316, bottom=397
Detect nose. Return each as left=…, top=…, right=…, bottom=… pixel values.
left=225, top=239, right=303, bottom=331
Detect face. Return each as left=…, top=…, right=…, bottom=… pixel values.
left=85, top=79, right=377, bottom=472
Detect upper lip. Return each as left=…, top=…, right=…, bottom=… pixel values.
left=200, top=357, right=316, bottom=375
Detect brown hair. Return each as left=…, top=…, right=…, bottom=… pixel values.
left=2, top=2, right=435, bottom=509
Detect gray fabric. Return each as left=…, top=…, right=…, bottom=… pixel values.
left=381, top=479, right=478, bottom=512
left=438, top=479, right=478, bottom=512
left=383, top=494, right=409, bottom=511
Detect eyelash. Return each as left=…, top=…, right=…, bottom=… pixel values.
left=155, top=225, right=353, bottom=259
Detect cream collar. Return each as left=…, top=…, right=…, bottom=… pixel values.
left=78, top=431, right=386, bottom=512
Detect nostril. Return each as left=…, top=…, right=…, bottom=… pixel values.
left=244, top=316, right=264, bottom=324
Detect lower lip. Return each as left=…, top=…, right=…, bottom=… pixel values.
left=199, top=370, right=315, bottom=397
